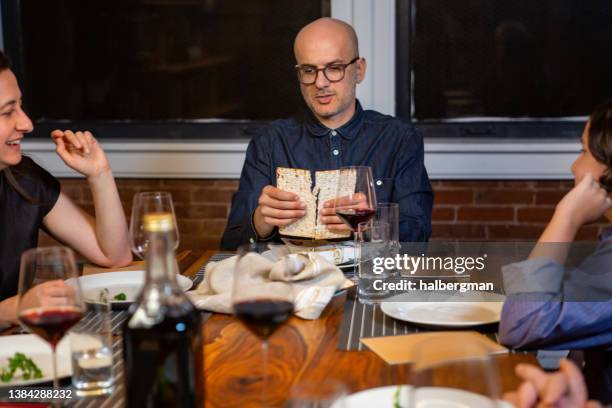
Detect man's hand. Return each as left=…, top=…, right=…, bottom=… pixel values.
left=320, top=193, right=368, bottom=232
left=554, top=173, right=612, bottom=230
left=253, top=186, right=306, bottom=238
left=503, top=359, right=602, bottom=408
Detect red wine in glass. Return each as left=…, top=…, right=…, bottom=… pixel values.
left=234, top=299, right=294, bottom=340
left=334, top=166, right=377, bottom=232
left=19, top=306, right=83, bottom=350
left=335, top=208, right=376, bottom=231
left=233, top=243, right=295, bottom=406
left=17, top=246, right=85, bottom=391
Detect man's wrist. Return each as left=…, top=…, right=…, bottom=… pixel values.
left=252, top=207, right=275, bottom=240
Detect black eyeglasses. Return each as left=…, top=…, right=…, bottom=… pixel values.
left=294, top=57, right=360, bottom=85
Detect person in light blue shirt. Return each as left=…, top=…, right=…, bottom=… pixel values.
left=499, top=100, right=612, bottom=404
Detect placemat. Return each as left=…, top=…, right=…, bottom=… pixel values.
left=337, top=287, right=501, bottom=351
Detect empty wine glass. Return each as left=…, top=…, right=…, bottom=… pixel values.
left=17, top=247, right=85, bottom=391
left=129, top=191, right=179, bottom=260
left=333, top=166, right=377, bottom=234
left=407, top=336, right=502, bottom=407
left=287, top=380, right=348, bottom=408
left=232, top=243, right=294, bottom=406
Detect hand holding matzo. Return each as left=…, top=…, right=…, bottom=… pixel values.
left=253, top=185, right=307, bottom=238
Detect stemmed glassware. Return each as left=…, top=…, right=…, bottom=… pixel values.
left=17, top=247, right=85, bottom=390
left=232, top=243, right=294, bottom=405
left=333, top=166, right=377, bottom=235
left=129, top=191, right=179, bottom=260
left=407, top=336, right=502, bottom=407
left=287, top=380, right=348, bottom=408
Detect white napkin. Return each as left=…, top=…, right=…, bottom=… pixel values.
left=187, top=252, right=353, bottom=320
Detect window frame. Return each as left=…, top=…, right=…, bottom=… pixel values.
left=395, top=0, right=587, bottom=140
left=0, top=1, right=311, bottom=140
left=3, top=0, right=584, bottom=180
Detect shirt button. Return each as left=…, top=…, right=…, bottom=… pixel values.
left=332, top=149, right=340, bottom=156
left=331, top=130, right=337, bottom=136
left=376, top=180, right=383, bottom=186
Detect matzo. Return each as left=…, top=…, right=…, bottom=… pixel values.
left=276, top=167, right=357, bottom=240
left=276, top=167, right=317, bottom=238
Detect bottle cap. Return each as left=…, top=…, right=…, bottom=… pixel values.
left=143, top=212, right=175, bottom=232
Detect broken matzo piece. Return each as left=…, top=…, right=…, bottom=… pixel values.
left=276, top=167, right=317, bottom=238
left=314, top=169, right=356, bottom=239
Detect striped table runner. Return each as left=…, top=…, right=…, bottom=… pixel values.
left=337, top=287, right=501, bottom=351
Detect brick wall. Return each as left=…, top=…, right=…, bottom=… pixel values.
left=41, top=179, right=608, bottom=251
left=431, top=181, right=607, bottom=241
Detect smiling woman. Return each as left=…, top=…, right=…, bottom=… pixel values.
left=0, top=51, right=132, bottom=324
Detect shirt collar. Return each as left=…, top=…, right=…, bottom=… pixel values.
left=305, top=100, right=364, bottom=140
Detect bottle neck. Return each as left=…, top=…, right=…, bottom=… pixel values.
left=144, top=229, right=178, bottom=284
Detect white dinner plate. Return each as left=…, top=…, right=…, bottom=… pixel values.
left=79, top=270, right=193, bottom=308
left=381, top=292, right=505, bottom=327
left=336, top=385, right=513, bottom=408
left=0, top=334, right=72, bottom=387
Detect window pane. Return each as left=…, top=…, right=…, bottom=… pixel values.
left=409, top=0, right=612, bottom=119
left=19, top=0, right=329, bottom=121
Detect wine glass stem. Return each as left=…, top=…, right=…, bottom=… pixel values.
left=133, top=250, right=145, bottom=261
left=352, top=233, right=361, bottom=283
left=262, top=339, right=269, bottom=406
left=51, top=347, right=58, bottom=390
left=51, top=347, right=61, bottom=408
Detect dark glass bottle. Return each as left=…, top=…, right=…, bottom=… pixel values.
left=122, top=212, right=204, bottom=407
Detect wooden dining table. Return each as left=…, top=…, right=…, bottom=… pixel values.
left=2, top=249, right=537, bottom=407
left=180, top=250, right=536, bottom=408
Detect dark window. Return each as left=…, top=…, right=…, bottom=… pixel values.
left=4, top=0, right=329, bottom=126
left=397, top=0, right=612, bottom=137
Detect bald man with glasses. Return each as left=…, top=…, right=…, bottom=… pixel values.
left=221, top=17, right=432, bottom=249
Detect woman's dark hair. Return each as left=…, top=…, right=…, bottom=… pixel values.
left=0, top=50, right=37, bottom=202
left=588, top=99, right=612, bottom=191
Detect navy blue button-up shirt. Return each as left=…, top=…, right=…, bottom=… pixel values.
left=220, top=101, right=433, bottom=250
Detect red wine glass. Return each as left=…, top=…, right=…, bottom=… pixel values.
left=17, top=247, right=85, bottom=390
left=232, top=243, right=294, bottom=405
left=333, top=166, right=377, bottom=235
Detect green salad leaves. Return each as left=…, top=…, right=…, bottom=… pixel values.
left=113, top=292, right=127, bottom=301
left=99, top=288, right=128, bottom=302
left=392, top=385, right=402, bottom=408
left=0, top=352, right=43, bottom=382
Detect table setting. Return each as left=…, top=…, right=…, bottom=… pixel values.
left=0, top=174, right=536, bottom=408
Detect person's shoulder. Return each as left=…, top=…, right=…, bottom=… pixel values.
left=249, top=117, right=303, bottom=143
left=11, top=156, right=59, bottom=192
left=266, top=117, right=302, bottom=134
left=362, top=109, right=421, bottom=140
left=12, top=156, right=55, bottom=181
